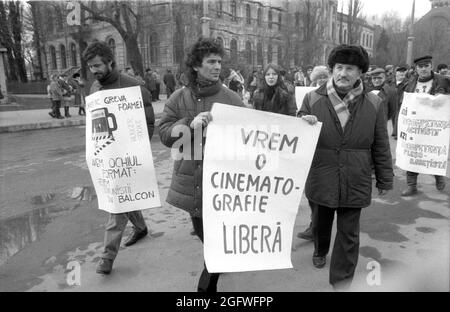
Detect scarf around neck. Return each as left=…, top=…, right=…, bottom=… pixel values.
left=327, top=78, right=364, bottom=130
left=417, top=71, right=434, bottom=83
left=192, top=75, right=222, bottom=97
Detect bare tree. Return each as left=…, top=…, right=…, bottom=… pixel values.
left=80, top=1, right=145, bottom=75
left=347, top=0, right=363, bottom=45
left=0, top=1, right=28, bottom=82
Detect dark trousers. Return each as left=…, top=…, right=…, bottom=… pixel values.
left=406, top=171, right=445, bottom=188
left=391, top=111, right=399, bottom=137
left=52, top=100, right=62, bottom=117
left=166, top=87, right=174, bottom=99
left=191, top=216, right=220, bottom=292
left=311, top=202, right=362, bottom=287
left=101, top=210, right=147, bottom=260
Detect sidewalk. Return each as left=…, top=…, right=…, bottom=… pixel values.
left=0, top=95, right=167, bottom=133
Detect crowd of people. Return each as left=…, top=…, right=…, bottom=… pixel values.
left=79, top=37, right=449, bottom=292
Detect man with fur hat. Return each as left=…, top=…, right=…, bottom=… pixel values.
left=400, top=55, right=450, bottom=196
left=298, top=44, right=393, bottom=290
left=369, top=67, right=398, bottom=132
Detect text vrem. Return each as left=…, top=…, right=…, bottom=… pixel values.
left=241, top=128, right=299, bottom=154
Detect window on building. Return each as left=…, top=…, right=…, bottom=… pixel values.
left=246, top=4, right=251, bottom=24
left=70, top=43, right=77, bottom=67
left=50, top=45, right=57, bottom=70
left=268, top=10, right=272, bottom=29
left=60, top=44, right=67, bottom=69
left=107, top=38, right=116, bottom=61
left=55, top=6, right=63, bottom=30
left=216, top=0, right=223, bottom=17
left=231, top=0, right=237, bottom=22
left=257, top=42, right=263, bottom=65
left=257, top=8, right=262, bottom=26
left=267, top=43, right=272, bottom=63
left=278, top=12, right=282, bottom=30
left=362, top=33, right=365, bottom=46
left=150, top=32, right=159, bottom=64
left=278, top=45, right=283, bottom=65
left=46, top=9, right=54, bottom=33
left=230, top=39, right=238, bottom=61
left=245, top=41, right=252, bottom=64
left=295, top=12, right=300, bottom=27
left=344, top=29, right=347, bottom=43
left=216, top=37, right=224, bottom=48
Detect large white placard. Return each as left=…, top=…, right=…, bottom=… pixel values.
left=203, top=103, right=322, bottom=273
left=85, top=86, right=161, bottom=213
left=396, top=92, right=450, bottom=177
left=295, top=87, right=317, bottom=110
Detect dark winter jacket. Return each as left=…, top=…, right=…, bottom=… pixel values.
left=90, top=68, right=155, bottom=139
left=253, top=86, right=297, bottom=116
left=374, top=84, right=398, bottom=121
left=159, top=82, right=244, bottom=217
left=163, top=72, right=176, bottom=89
left=298, top=83, right=393, bottom=208
left=403, top=72, right=450, bottom=95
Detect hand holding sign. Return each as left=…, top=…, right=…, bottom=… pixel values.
left=190, top=111, right=213, bottom=129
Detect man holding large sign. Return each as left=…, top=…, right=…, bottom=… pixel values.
left=159, top=38, right=244, bottom=292
left=203, top=104, right=321, bottom=273
left=400, top=55, right=450, bottom=197
left=83, top=42, right=158, bottom=275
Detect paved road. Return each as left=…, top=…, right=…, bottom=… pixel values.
left=0, top=126, right=448, bottom=292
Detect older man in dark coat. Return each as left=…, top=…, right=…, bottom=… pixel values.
left=299, top=44, right=393, bottom=290
left=369, top=67, right=398, bottom=133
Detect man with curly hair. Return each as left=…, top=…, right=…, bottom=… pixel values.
left=159, top=37, right=244, bottom=292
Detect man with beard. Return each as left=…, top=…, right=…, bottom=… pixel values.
left=400, top=55, right=449, bottom=196
left=83, top=41, right=155, bottom=275
left=298, top=44, right=393, bottom=290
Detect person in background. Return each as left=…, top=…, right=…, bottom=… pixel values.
left=279, top=69, right=295, bottom=95
left=252, top=63, right=296, bottom=116
left=400, top=55, right=450, bottom=197
left=369, top=68, right=397, bottom=133
left=296, top=65, right=331, bottom=241
left=384, top=64, right=396, bottom=87
left=72, top=72, right=86, bottom=115
left=58, top=74, right=73, bottom=118
left=153, top=70, right=161, bottom=101
left=309, top=66, right=330, bottom=87
left=49, top=74, right=64, bottom=119
left=391, top=66, right=408, bottom=140
left=246, top=70, right=259, bottom=105
left=436, top=64, right=448, bottom=76
left=163, top=69, right=176, bottom=98
left=144, top=68, right=157, bottom=100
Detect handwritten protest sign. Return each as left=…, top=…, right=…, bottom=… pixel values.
left=295, top=87, right=317, bottom=110
left=203, top=103, right=322, bottom=273
left=396, top=92, right=450, bottom=177
left=85, top=86, right=161, bottom=213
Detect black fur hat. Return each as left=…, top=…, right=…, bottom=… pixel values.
left=328, top=44, right=370, bottom=73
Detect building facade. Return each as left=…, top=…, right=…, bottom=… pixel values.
left=36, top=0, right=374, bottom=80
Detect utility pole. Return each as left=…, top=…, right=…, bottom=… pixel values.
left=201, top=0, right=211, bottom=37
left=406, top=0, right=416, bottom=66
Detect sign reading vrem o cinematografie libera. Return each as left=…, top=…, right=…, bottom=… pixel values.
left=203, top=104, right=322, bottom=273
left=85, top=86, right=161, bottom=213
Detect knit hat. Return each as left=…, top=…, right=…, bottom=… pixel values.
left=310, top=66, right=329, bottom=82
left=328, top=44, right=370, bottom=73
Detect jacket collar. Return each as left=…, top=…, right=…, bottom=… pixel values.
left=315, top=80, right=371, bottom=96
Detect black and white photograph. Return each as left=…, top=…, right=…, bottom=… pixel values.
left=0, top=0, right=449, bottom=296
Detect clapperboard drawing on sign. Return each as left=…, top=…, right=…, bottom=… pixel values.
left=91, top=107, right=118, bottom=156
left=85, top=86, right=161, bottom=214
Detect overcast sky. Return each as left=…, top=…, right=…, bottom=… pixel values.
left=340, top=0, right=432, bottom=19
